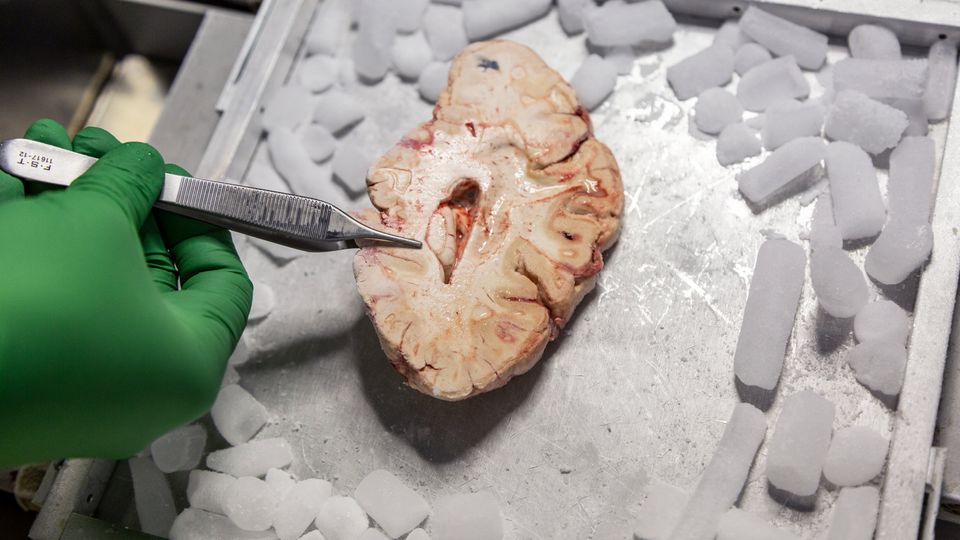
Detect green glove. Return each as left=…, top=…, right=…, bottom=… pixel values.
left=0, top=119, right=253, bottom=469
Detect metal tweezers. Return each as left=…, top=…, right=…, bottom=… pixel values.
left=0, top=138, right=420, bottom=251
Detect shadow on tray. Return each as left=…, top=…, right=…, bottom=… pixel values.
left=350, top=285, right=601, bottom=464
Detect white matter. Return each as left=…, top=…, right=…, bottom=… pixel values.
left=315, top=496, right=370, bottom=540
left=734, top=43, right=772, bottom=76
left=151, top=424, right=206, bottom=473
left=716, top=123, right=760, bottom=166
left=824, top=90, right=908, bottom=154
left=739, top=6, right=828, bottom=69
left=715, top=508, right=799, bottom=540
left=572, top=55, right=618, bottom=111
left=391, top=32, right=434, bottom=81
left=825, top=141, right=886, bottom=240
left=854, top=300, right=911, bottom=345
left=694, top=88, right=742, bottom=135
left=825, top=487, right=880, bottom=540
left=822, top=426, right=889, bottom=487
left=666, top=45, right=735, bottom=101
left=738, top=136, right=825, bottom=204
left=733, top=239, right=806, bottom=395
left=422, top=5, right=468, bottom=62
left=848, top=25, right=901, bottom=60
left=766, top=391, right=835, bottom=502
left=262, top=85, right=315, bottom=133
left=224, top=476, right=278, bottom=532
left=736, top=56, right=810, bottom=112
left=211, top=384, right=270, bottom=446
left=668, top=404, right=767, bottom=540
left=633, top=479, right=688, bottom=540
left=833, top=58, right=927, bottom=101
left=249, top=280, right=277, bottom=322
left=761, top=99, right=824, bottom=150
left=462, top=0, right=553, bottom=41
left=206, top=438, right=294, bottom=478
left=888, top=136, right=936, bottom=224
left=418, top=61, right=451, bottom=103
left=433, top=491, right=504, bottom=540
left=275, top=478, right=333, bottom=540
left=297, top=55, right=338, bottom=93
left=129, top=457, right=177, bottom=537
left=186, top=469, right=236, bottom=515
left=811, top=246, right=870, bottom=318
left=582, top=0, right=676, bottom=47
left=169, top=508, right=277, bottom=540
left=925, top=40, right=959, bottom=121
left=354, top=469, right=430, bottom=538
left=865, top=219, right=934, bottom=285
left=847, top=341, right=908, bottom=398
left=313, top=90, right=366, bottom=134
left=810, top=193, right=843, bottom=250
left=300, top=125, right=337, bottom=164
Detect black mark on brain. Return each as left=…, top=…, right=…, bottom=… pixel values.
left=478, top=57, right=500, bottom=71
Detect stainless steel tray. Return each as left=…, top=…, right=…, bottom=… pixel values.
left=218, top=2, right=960, bottom=538
left=33, top=1, right=960, bottom=539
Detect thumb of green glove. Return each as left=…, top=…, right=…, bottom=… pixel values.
left=0, top=119, right=253, bottom=469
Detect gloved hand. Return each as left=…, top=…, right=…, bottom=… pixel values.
left=0, top=119, right=253, bottom=469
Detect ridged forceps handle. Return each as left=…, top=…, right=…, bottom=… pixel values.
left=0, top=138, right=421, bottom=252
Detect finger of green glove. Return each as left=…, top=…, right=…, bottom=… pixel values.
left=67, top=142, right=164, bottom=229
left=72, top=126, right=121, bottom=158
left=25, top=118, right=72, bottom=148
left=23, top=119, right=72, bottom=196
left=140, top=212, right=179, bottom=292
left=158, top=164, right=253, bottom=355
left=0, top=172, right=24, bottom=203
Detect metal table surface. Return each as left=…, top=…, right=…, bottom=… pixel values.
left=225, top=2, right=960, bottom=539
left=30, top=1, right=960, bottom=539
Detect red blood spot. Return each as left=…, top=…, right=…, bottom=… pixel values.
left=503, top=296, right=540, bottom=304
left=466, top=122, right=477, bottom=136
left=399, top=129, right=435, bottom=150
left=575, top=106, right=593, bottom=132
left=495, top=321, right=517, bottom=343
left=435, top=181, right=481, bottom=282
left=380, top=211, right=404, bottom=229
left=360, top=248, right=382, bottom=265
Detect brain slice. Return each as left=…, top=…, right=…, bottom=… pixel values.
left=354, top=40, right=623, bottom=400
